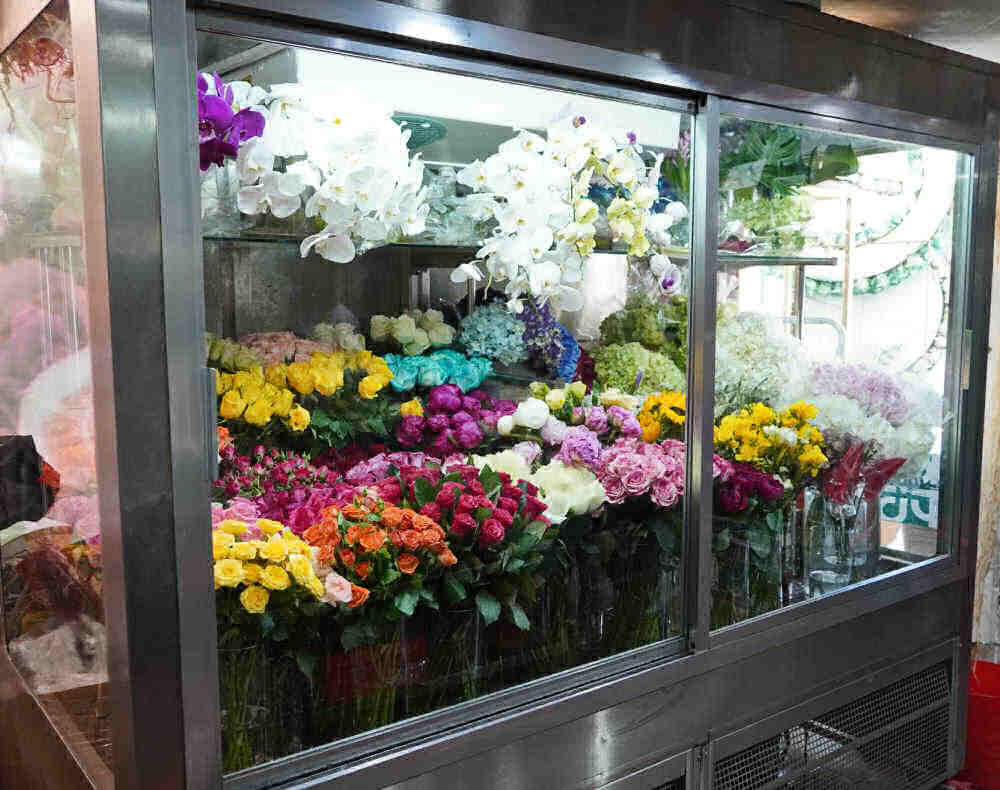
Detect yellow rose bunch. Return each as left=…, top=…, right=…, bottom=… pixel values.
left=212, top=520, right=326, bottom=613
left=216, top=365, right=307, bottom=431
left=638, top=391, right=686, bottom=442
left=714, top=400, right=827, bottom=481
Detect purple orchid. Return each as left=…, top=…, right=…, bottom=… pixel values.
left=196, top=71, right=265, bottom=171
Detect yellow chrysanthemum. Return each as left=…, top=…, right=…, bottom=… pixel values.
left=216, top=372, right=233, bottom=395
left=640, top=415, right=660, bottom=442
left=239, top=584, right=270, bottom=614
left=260, top=564, right=291, bottom=591
left=214, top=558, right=246, bottom=588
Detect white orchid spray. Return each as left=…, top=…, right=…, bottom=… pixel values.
left=232, top=84, right=429, bottom=264
left=452, top=114, right=679, bottom=312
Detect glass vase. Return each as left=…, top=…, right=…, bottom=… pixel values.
left=807, top=485, right=879, bottom=597
left=200, top=161, right=245, bottom=238
left=711, top=514, right=783, bottom=629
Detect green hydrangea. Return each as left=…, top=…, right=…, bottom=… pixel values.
left=599, top=294, right=690, bottom=372
left=592, top=342, right=686, bottom=395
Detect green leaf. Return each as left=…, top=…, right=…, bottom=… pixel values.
left=765, top=510, right=784, bottom=534
left=650, top=518, right=678, bottom=554
left=443, top=573, right=468, bottom=603
left=413, top=477, right=436, bottom=508
left=259, top=614, right=275, bottom=636
left=294, top=652, right=317, bottom=686
left=382, top=566, right=402, bottom=585
left=475, top=590, right=501, bottom=625
left=713, top=528, right=731, bottom=553
left=394, top=588, right=420, bottom=617
left=506, top=558, right=525, bottom=573
left=516, top=521, right=547, bottom=552
left=748, top=525, right=773, bottom=559
left=509, top=602, right=531, bottom=631
left=474, top=506, right=493, bottom=521
left=310, top=410, right=332, bottom=428
left=340, top=623, right=373, bottom=651
left=478, top=465, right=502, bottom=498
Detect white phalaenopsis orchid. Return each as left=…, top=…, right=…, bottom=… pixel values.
left=452, top=114, right=681, bottom=311
left=231, top=84, right=429, bottom=264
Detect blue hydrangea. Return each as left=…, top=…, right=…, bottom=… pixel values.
left=458, top=302, right=527, bottom=366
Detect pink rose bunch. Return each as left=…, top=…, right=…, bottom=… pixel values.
left=598, top=437, right=685, bottom=508
left=237, top=331, right=335, bottom=365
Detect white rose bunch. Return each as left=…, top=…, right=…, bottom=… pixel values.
left=529, top=460, right=606, bottom=524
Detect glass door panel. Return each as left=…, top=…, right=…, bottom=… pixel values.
left=196, top=32, right=697, bottom=771
left=710, top=114, right=970, bottom=629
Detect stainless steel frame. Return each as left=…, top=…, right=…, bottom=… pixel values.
left=3, top=0, right=996, bottom=787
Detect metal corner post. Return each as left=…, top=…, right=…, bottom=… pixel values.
left=685, top=95, right=720, bottom=653
left=70, top=0, right=219, bottom=786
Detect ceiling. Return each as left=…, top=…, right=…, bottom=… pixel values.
left=822, top=0, right=1000, bottom=62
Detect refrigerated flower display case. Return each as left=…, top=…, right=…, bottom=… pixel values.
left=1, top=1, right=997, bottom=788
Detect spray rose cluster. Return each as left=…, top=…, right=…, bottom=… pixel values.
left=215, top=445, right=358, bottom=534
left=596, top=437, right=687, bottom=508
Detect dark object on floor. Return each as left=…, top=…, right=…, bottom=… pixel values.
left=0, top=435, right=58, bottom=528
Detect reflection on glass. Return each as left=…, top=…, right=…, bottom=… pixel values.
left=198, top=35, right=694, bottom=771
left=710, top=117, right=966, bottom=629
left=0, top=3, right=113, bottom=783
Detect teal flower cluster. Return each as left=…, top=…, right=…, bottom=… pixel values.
left=458, top=302, right=528, bottom=366
left=385, top=349, right=493, bottom=393
left=592, top=342, right=686, bottom=395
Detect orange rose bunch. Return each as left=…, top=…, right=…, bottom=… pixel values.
left=303, top=498, right=456, bottom=618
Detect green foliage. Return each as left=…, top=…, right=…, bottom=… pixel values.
left=720, top=122, right=859, bottom=201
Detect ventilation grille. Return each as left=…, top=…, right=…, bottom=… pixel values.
left=713, top=661, right=951, bottom=790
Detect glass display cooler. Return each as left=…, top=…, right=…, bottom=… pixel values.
left=0, top=1, right=996, bottom=788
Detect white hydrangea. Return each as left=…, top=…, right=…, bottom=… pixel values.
left=715, top=311, right=812, bottom=412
